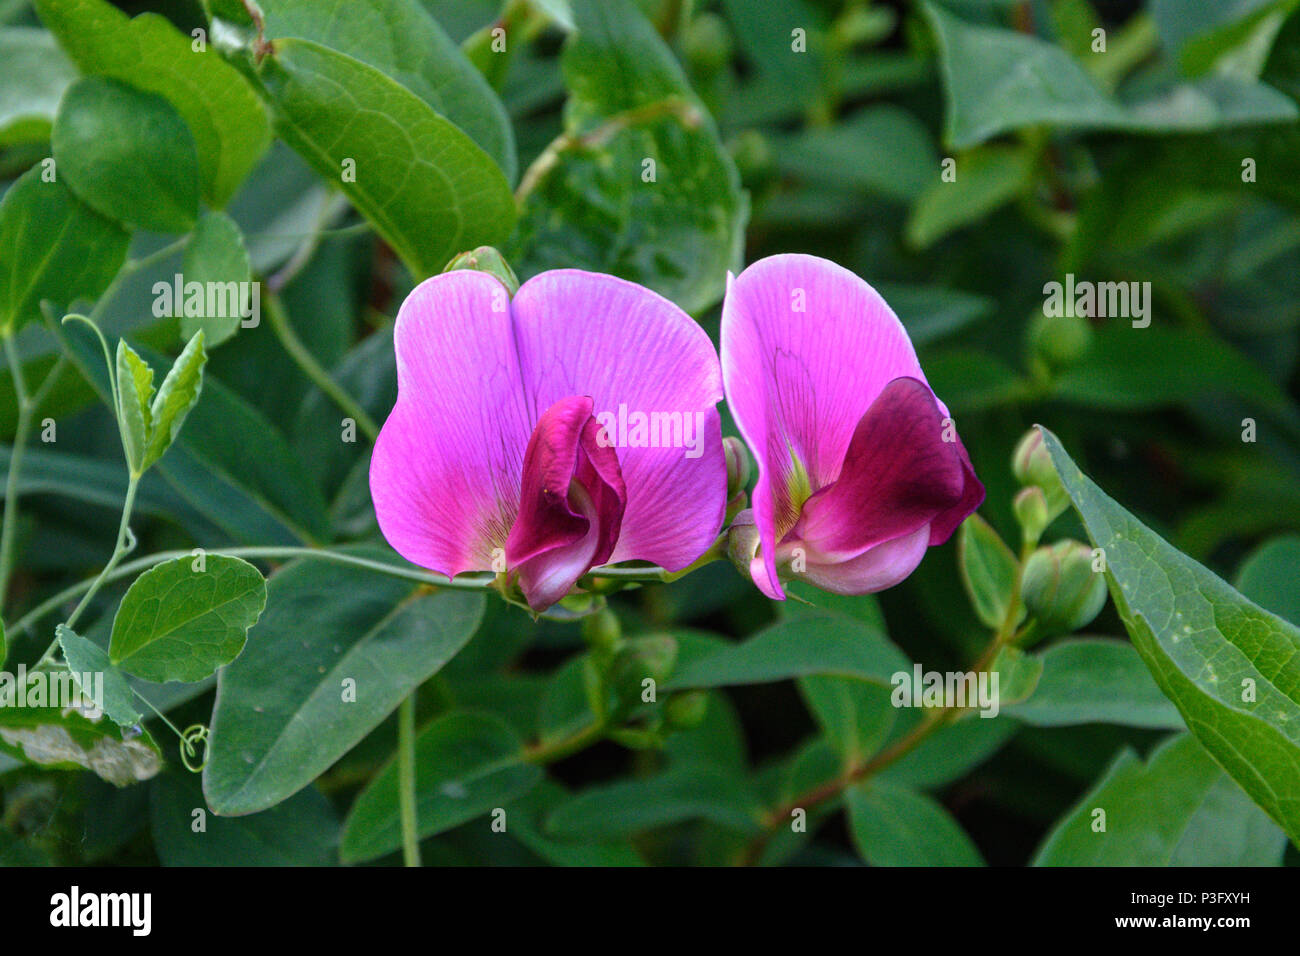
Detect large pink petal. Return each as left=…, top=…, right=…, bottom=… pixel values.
left=511, top=270, right=726, bottom=570
left=793, top=524, right=932, bottom=595
left=506, top=396, right=627, bottom=610
left=721, top=254, right=931, bottom=598
left=795, top=376, right=981, bottom=562
left=370, top=271, right=533, bottom=578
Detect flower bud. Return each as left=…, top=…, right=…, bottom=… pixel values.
left=728, top=130, right=774, bottom=191
left=726, top=509, right=762, bottom=580
left=609, top=635, right=678, bottom=705
left=1012, top=486, right=1049, bottom=545
left=665, top=690, right=709, bottom=730
left=1027, top=310, right=1092, bottom=369
left=723, top=435, right=750, bottom=499
left=442, top=246, right=520, bottom=297
left=1011, top=429, right=1068, bottom=520
left=581, top=607, right=622, bottom=654
left=1020, top=539, right=1107, bottom=634
left=683, top=12, right=732, bottom=75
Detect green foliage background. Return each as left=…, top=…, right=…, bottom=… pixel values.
left=1, top=0, right=1298, bottom=866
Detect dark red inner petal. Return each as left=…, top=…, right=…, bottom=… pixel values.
left=794, top=376, right=984, bottom=559
left=505, top=395, right=627, bottom=608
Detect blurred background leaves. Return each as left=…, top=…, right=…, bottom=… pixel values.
left=1, top=0, right=1298, bottom=866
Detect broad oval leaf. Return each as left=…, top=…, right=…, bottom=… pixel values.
left=52, top=76, right=200, bottom=232
left=0, top=167, right=130, bottom=336
left=667, top=613, right=910, bottom=691
left=259, top=0, right=516, bottom=180
left=255, top=37, right=515, bottom=280
left=545, top=761, right=762, bottom=841
left=846, top=778, right=984, bottom=866
left=1005, top=637, right=1184, bottom=729
left=925, top=1, right=1297, bottom=149
left=204, top=561, right=484, bottom=815
left=179, top=212, right=251, bottom=348
left=0, top=27, right=77, bottom=145
left=35, top=0, right=270, bottom=206
left=1034, top=733, right=1286, bottom=865
left=151, top=771, right=339, bottom=866
left=340, top=710, right=541, bottom=863
left=109, top=554, right=267, bottom=683
left=1041, top=426, right=1300, bottom=844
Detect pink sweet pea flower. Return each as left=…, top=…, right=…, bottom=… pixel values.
left=721, top=254, right=984, bottom=600
left=370, top=269, right=727, bottom=611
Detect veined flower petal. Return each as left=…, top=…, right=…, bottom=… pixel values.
left=512, top=270, right=727, bottom=571
left=370, top=271, right=532, bottom=578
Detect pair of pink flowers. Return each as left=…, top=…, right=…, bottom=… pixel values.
left=370, top=254, right=984, bottom=611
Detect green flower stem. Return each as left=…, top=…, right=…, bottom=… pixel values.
left=398, top=694, right=421, bottom=867
left=263, top=292, right=380, bottom=442
left=10, top=545, right=691, bottom=644
left=28, top=474, right=140, bottom=673
left=0, top=339, right=68, bottom=618
left=735, top=543, right=1033, bottom=866
left=0, top=336, right=32, bottom=618
left=523, top=719, right=606, bottom=765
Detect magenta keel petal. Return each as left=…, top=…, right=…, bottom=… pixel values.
left=505, top=396, right=627, bottom=610
left=796, top=376, right=981, bottom=562
left=512, top=270, right=727, bottom=570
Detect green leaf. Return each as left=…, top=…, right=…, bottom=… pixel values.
left=1034, top=733, right=1287, bottom=865
left=151, top=770, right=339, bottom=866
left=798, top=677, right=895, bottom=766
left=0, top=705, right=161, bottom=786
left=1040, top=427, right=1300, bottom=844
left=924, top=1, right=1297, bottom=148
left=109, top=554, right=267, bottom=683
left=507, top=781, right=644, bottom=866
left=254, top=37, right=514, bottom=280
left=511, top=0, right=747, bottom=314
left=180, top=213, right=251, bottom=348
left=906, top=145, right=1034, bottom=249
left=340, top=710, right=540, bottom=863
left=957, top=513, right=1023, bottom=629
left=0, top=27, right=77, bottom=145
left=846, top=779, right=983, bottom=866
left=0, top=167, right=130, bottom=336
left=771, top=107, right=937, bottom=202
left=667, top=613, right=910, bottom=691
left=880, top=715, right=1017, bottom=789
left=988, top=645, right=1043, bottom=707
left=143, top=330, right=206, bottom=471
left=52, top=76, right=200, bottom=232
left=1052, top=326, right=1297, bottom=425
left=1006, top=638, right=1185, bottom=729
left=876, top=283, right=994, bottom=347
left=35, top=0, right=269, bottom=205
left=204, top=562, right=484, bottom=815
left=545, top=761, right=762, bottom=840
left=56, top=624, right=141, bottom=728
left=114, top=339, right=153, bottom=475
left=156, top=371, right=331, bottom=544
left=1235, top=534, right=1300, bottom=624
left=258, top=0, right=516, bottom=181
